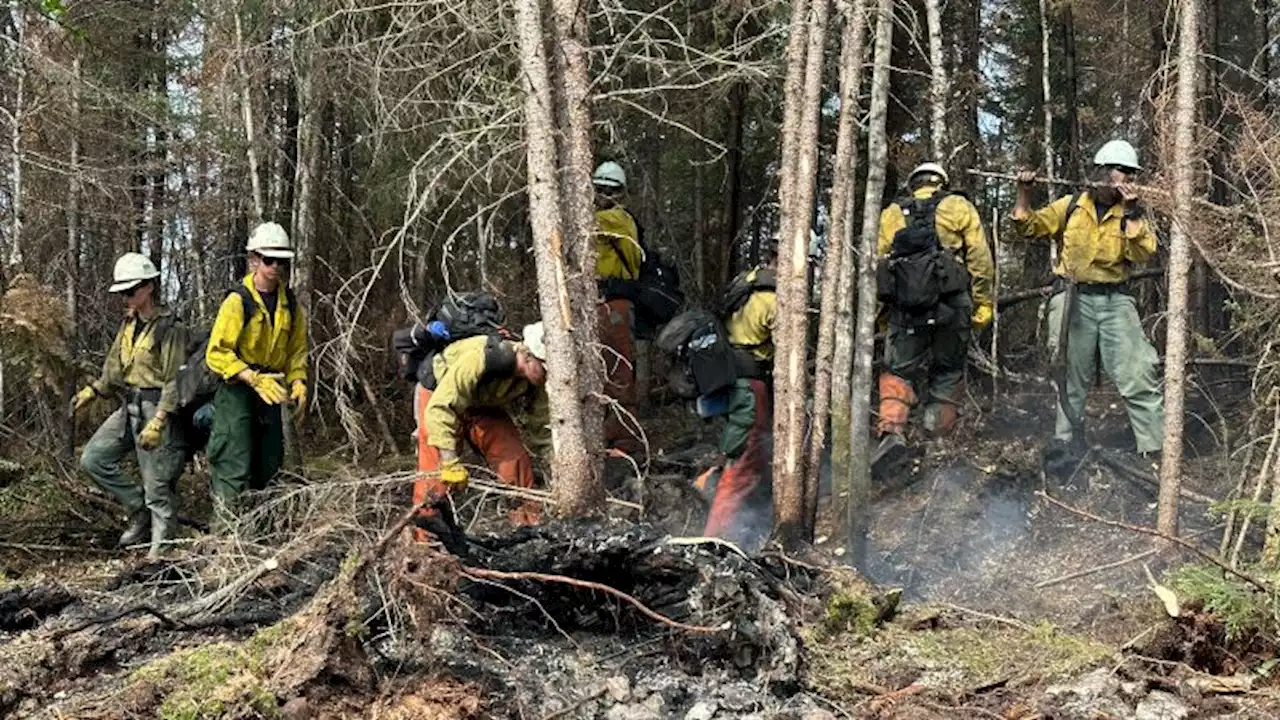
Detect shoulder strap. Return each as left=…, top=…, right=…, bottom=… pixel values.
left=604, top=232, right=640, bottom=280
left=1054, top=193, right=1083, bottom=268
left=231, top=285, right=256, bottom=319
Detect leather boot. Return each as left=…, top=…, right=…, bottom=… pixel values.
left=118, top=510, right=150, bottom=548
left=871, top=432, right=909, bottom=478
left=148, top=517, right=175, bottom=560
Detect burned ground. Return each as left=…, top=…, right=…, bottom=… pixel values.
left=2, top=374, right=1280, bottom=718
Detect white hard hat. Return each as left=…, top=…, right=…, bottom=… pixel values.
left=592, top=161, right=627, bottom=190
left=908, top=162, right=949, bottom=186
left=522, top=322, right=547, bottom=362
left=109, top=252, right=160, bottom=293
left=1093, top=140, right=1141, bottom=171
left=245, top=222, right=295, bottom=259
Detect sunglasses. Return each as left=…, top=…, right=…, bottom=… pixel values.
left=122, top=283, right=147, bottom=298
left=1100, top=164, right=1136, bottom=178
left=259, top=256, right=290, bottom=267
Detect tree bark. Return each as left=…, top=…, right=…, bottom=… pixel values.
left=1062, top=5, right=1083, bottom=178
left=1038, top=0, right=1056, bottom=202
left=924, top=0, right=948, bottom=159
left=5, top=0, right=24, bottom=269
left=813, top=0, right=869, bottom=550
left=235, top=10, right=264, bottom=224
left=515, top=0, right=605, bottom=517
left=719, top=82, right=747, bottom=290
left=64, top=53, right=82, bottom=462
left=773, top=0, right=830, bottom=549
left=848, top=0, right=895, bottom=568
left=291, top=32, right=320, bottom=319
left=1158, top=0, right=1200, bottom=537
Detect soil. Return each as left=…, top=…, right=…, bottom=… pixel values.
left=2, top=375, right=1279, bottom=718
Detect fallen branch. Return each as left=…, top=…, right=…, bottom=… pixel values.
left=1036, top=491, right=1271, bottom=593
left=0, top=541, right=116, bottom=555
left=52, top=603, right=192, bottom=640
left=938, top=602, right=1035, bottom=632
left=460, top=567, right=726, bottom=634
left=468, top=478, right=643, bottom=512
left=1034, top=525, right=1222, bottom=589
left=1094, top=451, right=1219, bottom=505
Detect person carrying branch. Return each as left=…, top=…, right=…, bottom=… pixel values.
left=204, top=223, right=309, bottom=525
left=76, top=253, right=190, bottom=559
left=1012, top=140, right=1163, bottom=475
left=412, top=322, right=551, bottom=543
left=592, top=161, right=644, bottom=453
left=872, top=162, right=994, bottom=472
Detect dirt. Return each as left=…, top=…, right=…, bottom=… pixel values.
left=2, top=379, right=1279, bottom=718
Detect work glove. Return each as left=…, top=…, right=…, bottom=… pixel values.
left=73, top=386, right=97, bottom=414
left=440, top=458, right=470, bottom=488
left=290, top=381, right=308, bottom=421
left=137, top=416, right=165, bottom=451
left=971, top=302, right=994, bottom=331
left=246, top=371, right=288, bottom=405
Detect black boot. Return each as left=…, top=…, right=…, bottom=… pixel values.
left=118, top=510, right=150, bottom=548
left=871, top=433, right=909, bottom=479
left=1042, top=439, right=1085, bottom=478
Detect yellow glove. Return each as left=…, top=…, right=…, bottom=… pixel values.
left=73, top=386, right=97, bottom=413
left=290, top=381, right=308, bottom=420
left=440, top=459, right=470, bottom=488
left=247, top=371, right=288, bottom=405
left=971, top=302, right=994, bottom=331
left=137, top=416, right=165, bottom=451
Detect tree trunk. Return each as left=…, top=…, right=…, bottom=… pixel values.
left=1062, top=6, right=1083, bottom=178
left=719, top=82, right=747, bottom=290
left=1038, top=0, right=1056, bottom=201
left=1158, top=0, right=1200, bottom=537
left=924, top=0, right=948, bottom=159
left=235, top=10, right=265, bottom=224
left=291, top=34, right=320, bottom=319
left=6, top=0, right=24, bottom=269
left=514, top=0, right=605, bottom=517
left=63, top=53, right=82, bottom=462
left=848, top=0, right=895, bottom=568
left=813, top=0, right=869, bottom=551
left=773, top=0, right=829, bottom=549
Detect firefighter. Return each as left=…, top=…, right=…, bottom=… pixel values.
left=412, top=322, right=551, bottom=542
left=76, top=253, right=189, bottom=558
left=1013, top=140, right=1163, bottom=473
left=204, top=223, right=309, bottom=523
left=873, top=162, right=995, bottom=472
left=593, top=161, right=643, bottom=452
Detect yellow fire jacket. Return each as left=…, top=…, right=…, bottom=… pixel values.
left=1013, top=191, right=1158, bottom=284
left=205, top=275, right=308, bottom=384
left=91, top=307, right=186, bottom=412
left=725, top=268, right=777, bottom=363
left=595, top=206, right=643, bottom=280
left=425, top=335, right=551, bottom=453
left=877, top=185, right=995, bottom=309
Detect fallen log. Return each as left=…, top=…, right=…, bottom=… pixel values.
left=0, top=582, right=75, bottom=631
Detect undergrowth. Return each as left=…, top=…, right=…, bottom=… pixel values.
left=1168, top=564, right=1280, bottom=642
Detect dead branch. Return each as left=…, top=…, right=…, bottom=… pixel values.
left=1095, top=451, right=1220, bottom=505
left=1036, top=491, right=1271, bottom=593
left=0, top=541, right=116, bottom=555
left=1034, top=525, right=1222, bottom=588
left=459, top=567, right=726, bottom=634
left=938, top=602, right=1035, bottom=632
left=52, top=604, right=192, bottom=640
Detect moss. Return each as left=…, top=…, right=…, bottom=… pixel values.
left=821, top=590, right=881, bottom=639
left=131, top=640, right=282, bottom=720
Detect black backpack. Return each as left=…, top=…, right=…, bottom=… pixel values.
left=655, top=309, right=739, bottom=399
left=720, top=267, right=777, bottom=321
left=598, top=214, right=685, bottom=337
left=392, top=292, right=506, bottom=390
left=876, top=194, right=970, bottom=316
left=170, top=285, right=297, bottom=452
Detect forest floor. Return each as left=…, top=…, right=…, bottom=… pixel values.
left=2, top=372, right=1280, bottom=719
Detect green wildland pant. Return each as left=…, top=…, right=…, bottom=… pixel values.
left=1047, top=289, right=1164, bottom=453
left=885, top=295, right=972, bottom=409
left=207, top=382, right=284, bottom=509
left=80, top=399, right=187, bottom=534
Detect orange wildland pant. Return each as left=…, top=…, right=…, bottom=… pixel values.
left=414, top=386, right=540, bottom=539
left=703, top=379, right=772, bottom=546
left=876, top=372, right=915, bottom=436
left=598, top=298, right=638, bottom=451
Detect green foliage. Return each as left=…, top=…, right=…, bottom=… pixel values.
left=1168, top=564, right=1280, bottom=642
left=820, top=589, right=881, bottom=639
left=1209, top=498, right=1271, bottom=522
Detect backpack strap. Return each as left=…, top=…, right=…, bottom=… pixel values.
left=1054, top=193, right=1082, bottom=275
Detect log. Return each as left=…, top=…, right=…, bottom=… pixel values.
left=0, top=582, right=75, bottom=631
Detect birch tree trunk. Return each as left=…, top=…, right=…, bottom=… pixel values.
left=6, top=0, right=24, bottom=269
left=773, top=0, right=830, bottom=548
left=514, top=0, right=605, bottom=516
left=64, top=53, right=82, bottom=461
left=234, top=9, right=264, bottom=224
left=291, top=32, right=319, bottom=317
left=1038, top=0, right=1057, bottom=203
left=1158, top=0, right=1200, bottom=537
left=813, top=0, right=869, bottom=550
left=923, top=0, right=949, bottom=159
left=848, top=0, right=895, bottom=568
